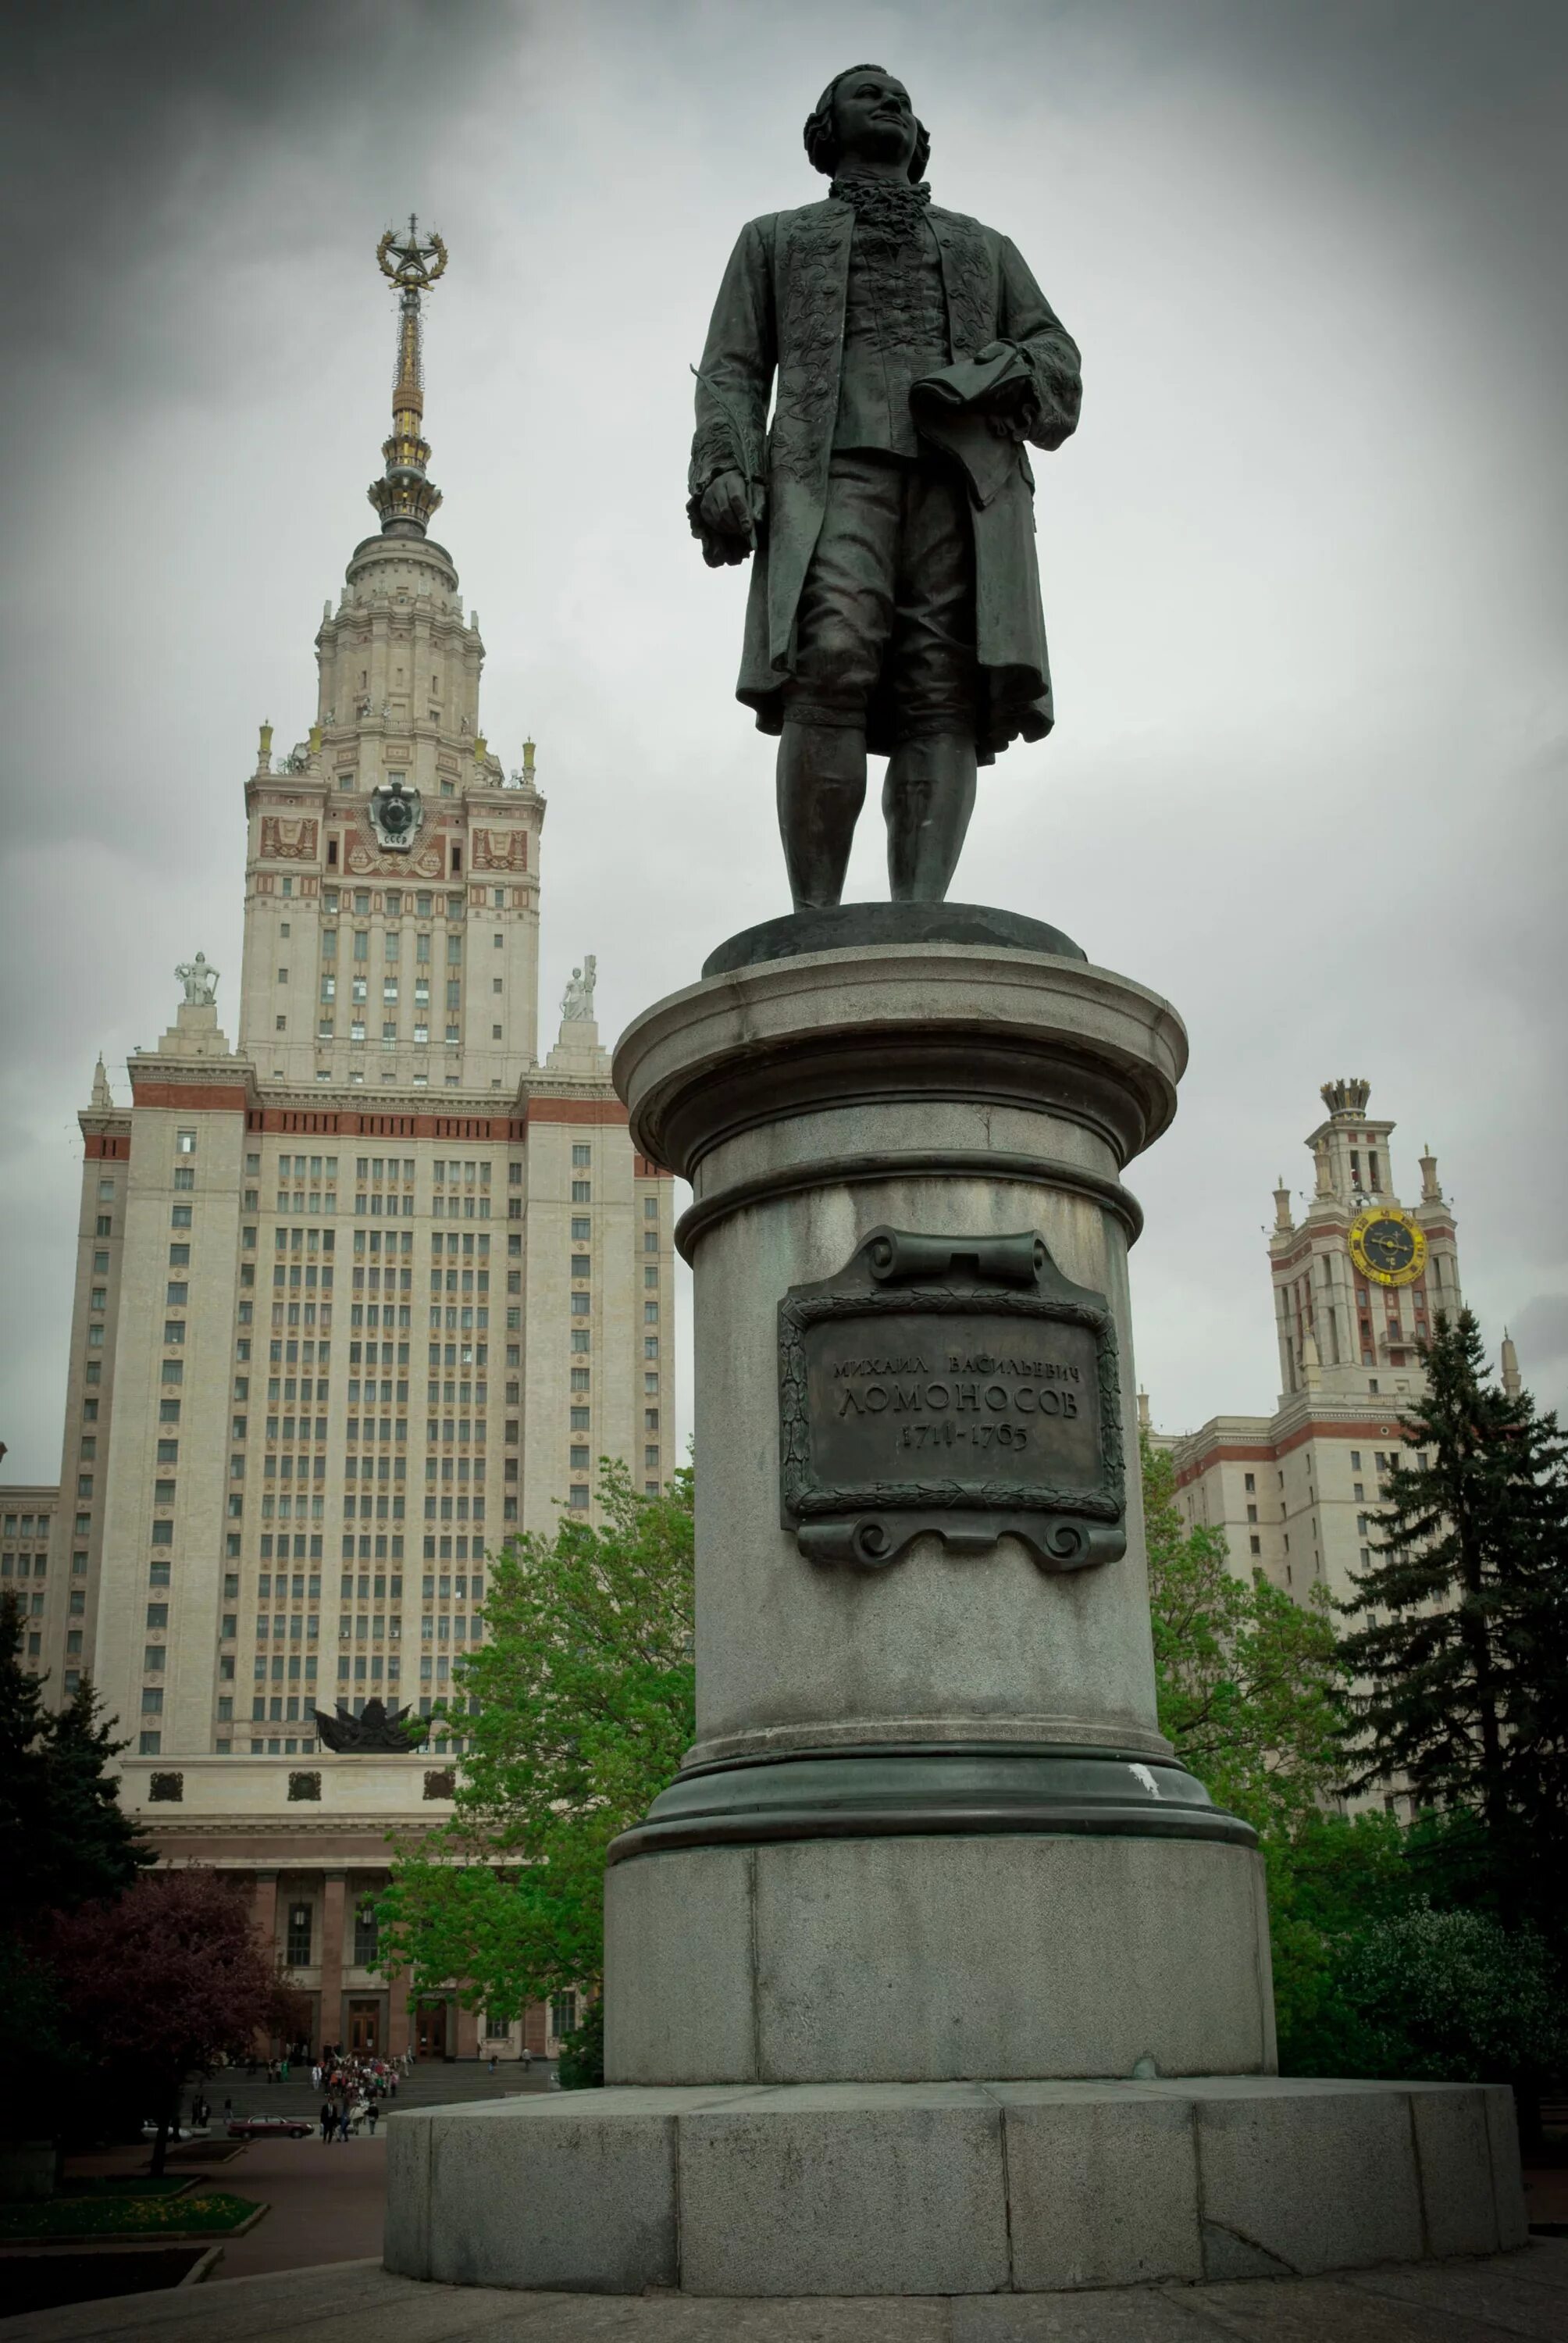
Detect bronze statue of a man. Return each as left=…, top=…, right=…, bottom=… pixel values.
left=690, top=64, right=1082, bottom=910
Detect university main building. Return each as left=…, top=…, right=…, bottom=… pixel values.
left=5, top=224, right=675, bottom=2059
left=1157, top=1080, right=1520, bottom=1731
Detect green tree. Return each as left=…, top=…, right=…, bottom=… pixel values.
left=1143, top=1432, right=1356, bottom=2063
left=0, top=1594, right=150, bottom=1919
left=0, top=1593, right=151, bottom=2141
left=1340, top=1309, right=1568, bottom=1928
left=1143, top=1432, right=1345, bottom=1838
left=379, top=1460, right=693, bottom=2021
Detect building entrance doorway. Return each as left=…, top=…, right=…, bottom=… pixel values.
left=348, top=1999, right=380, bottom=2056
left=415, top=1999, right=448, bottom=2059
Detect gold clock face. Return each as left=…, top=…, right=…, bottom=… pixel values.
left=1349, top=1206, right=1427, bottom=1288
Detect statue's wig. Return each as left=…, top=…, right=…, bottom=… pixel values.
left=803, top=63, right=930, bottom=182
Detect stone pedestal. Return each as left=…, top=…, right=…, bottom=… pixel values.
left=385, top=2076, right=1527, bottom=2297
left=382, top=916, right=1523, bottom=2295
left=605, top=933, right=1274, bottom=2087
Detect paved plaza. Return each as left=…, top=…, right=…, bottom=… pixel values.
left=6, top=2242, right=1567, bottom=2341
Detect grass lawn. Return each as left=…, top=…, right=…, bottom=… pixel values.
left=0, top=2191, right=262, bottom=2241
left=55, top=2177, right=191, bottom=2197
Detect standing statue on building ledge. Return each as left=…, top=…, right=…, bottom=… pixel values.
left=690, top=63, right=1082, bottom=910
left=175, top=952, right=219, bottom=1006
left=561, top=955, right=597, bottom=1023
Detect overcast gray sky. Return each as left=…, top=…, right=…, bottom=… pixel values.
left=3, top=0, right=1566, bottom=1482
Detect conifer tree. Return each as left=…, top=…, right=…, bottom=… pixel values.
left=0, top=1593, right=149, bottom=1924
left=1340, top=1309, right=1568, bottom=1924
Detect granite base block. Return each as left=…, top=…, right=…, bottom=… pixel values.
left=383, top=2076, right=1523, bottom=2298
left=604, top=1831, right=1276, bottom=2084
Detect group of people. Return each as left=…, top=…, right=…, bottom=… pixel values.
left=313, top=2044, right=407, bottom=2141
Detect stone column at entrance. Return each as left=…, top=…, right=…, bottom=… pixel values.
left=319, top=1872, right=346, bottom=2054
left=250, top=1872, right=280, bottom=2056
left=387, top=1969, right=412, bottom=2060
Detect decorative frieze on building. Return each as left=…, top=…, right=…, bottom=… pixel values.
left=472, top=829, right=529, bottom=872
left=260, top=816, right=319, bottom=861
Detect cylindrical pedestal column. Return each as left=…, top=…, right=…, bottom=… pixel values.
left=607, top=931, right=1274, bottom=2084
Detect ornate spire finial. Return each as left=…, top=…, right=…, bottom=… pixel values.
left=91, top=1054, right=112, bottom=1110
left=369, top=215, right=448, bottom=538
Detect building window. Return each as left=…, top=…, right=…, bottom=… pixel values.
left=354, top=1902, right=379, bottom=1964
left=550, top=1991, right=579, bottom=2040
left=286, top=1903, right=313, bottom=1965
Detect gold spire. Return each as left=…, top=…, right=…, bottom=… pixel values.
left=369, top=215, right=448, bottom=537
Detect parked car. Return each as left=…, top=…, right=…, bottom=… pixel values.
left=226, top=2114, right=315, bottom=2140
left=139, top=2123, right=198, bottom=2142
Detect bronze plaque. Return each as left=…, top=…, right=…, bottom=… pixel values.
left=780, top=1228, right=1124, bottom=1571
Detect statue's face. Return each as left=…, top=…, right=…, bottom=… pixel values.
left=831, top=68, right=918, bottom=173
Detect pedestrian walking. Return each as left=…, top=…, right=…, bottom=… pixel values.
left=366, top=2100, right=379, bottom=2135
left=320, top=2099, right=334, bottom=2145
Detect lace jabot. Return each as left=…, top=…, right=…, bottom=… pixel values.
left=829, top=173, right=933, bottom=237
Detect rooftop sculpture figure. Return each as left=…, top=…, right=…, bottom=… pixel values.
left=561, top=955, right=597, bottom=1022
left=690, top=64, right=1082, bottom=910
left=175, top=952, right=219, bottom=1006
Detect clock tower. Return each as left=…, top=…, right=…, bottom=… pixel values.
left=1160, top=1080, right=1488, bottom=1700
left=1268, top=1078, right=1461, bottom=1403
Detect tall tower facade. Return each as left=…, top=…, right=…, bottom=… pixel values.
left=1269, top=1078, right=1461, bottom=1403
left=23, top=226, right=677, bottom=2064
left=1160, top=1083, right=1469, bottom=1654
left=237, top=222, right=543, bottom=1094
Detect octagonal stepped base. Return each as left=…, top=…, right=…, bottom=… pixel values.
left=384, top=2075, right=1525, bottom=2299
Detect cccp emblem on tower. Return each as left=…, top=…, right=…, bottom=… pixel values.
left=368, top=776, right=423, bottom=851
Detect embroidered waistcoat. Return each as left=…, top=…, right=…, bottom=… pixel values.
left=832, top=218, right=951, bottom=458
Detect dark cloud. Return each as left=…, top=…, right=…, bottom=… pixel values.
left=3, top=0, right=1566, bottom=1476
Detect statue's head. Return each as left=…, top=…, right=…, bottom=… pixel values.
left=804, top=63, right=929, bottom=183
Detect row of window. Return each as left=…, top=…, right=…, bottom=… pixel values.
left=323, top=890, right=468, bottom=918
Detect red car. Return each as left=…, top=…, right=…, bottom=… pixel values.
left=226, top=2114, right=314, bottom=2140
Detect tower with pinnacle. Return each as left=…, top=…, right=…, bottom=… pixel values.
left=20, top=227, right=676, bottom=2067
left=1160, top=1082, right=1480, bottom=1676
left=239, top=219, right=544, bottom=1094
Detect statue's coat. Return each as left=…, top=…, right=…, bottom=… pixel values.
left=690, top=198, right=1082, bottom=759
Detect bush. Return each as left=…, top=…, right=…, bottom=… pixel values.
left=1334, top=1906, right=1566, bottom=2083
left=557, top=1999, right=604, bottom=2091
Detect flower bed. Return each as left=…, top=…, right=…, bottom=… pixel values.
left=0, top=2192, right=262, bottom=2241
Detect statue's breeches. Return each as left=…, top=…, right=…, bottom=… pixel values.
left=784, top=451, right=977, bottom=745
